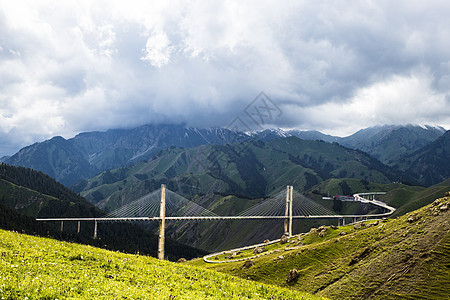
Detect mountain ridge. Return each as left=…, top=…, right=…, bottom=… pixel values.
left=5, top=124, right=249, bottom=186
left=4, top=123, right=446, bottom=187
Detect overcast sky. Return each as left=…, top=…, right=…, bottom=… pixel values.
left=1, top=0, right=450, bottom=157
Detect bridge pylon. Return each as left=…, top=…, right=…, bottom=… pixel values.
left=289, top=185, right=293, bottom=237
left=284, top=185, right=294, bottom=237
left=284, top=186, right=289, bottom=234
left=158, top=184, right=166, bottom=260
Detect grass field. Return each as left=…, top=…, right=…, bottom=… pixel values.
left=0, top=229, right=323, bottom=299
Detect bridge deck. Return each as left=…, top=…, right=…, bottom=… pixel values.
left=36, top=192, right=395, bottom=222
left=36, top=213, right=391, bottom=222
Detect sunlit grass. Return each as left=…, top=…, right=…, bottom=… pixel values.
left=0, top=229, right=324, bottom=299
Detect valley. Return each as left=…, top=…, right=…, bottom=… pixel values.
left=1, top=123, right=449, bottom=299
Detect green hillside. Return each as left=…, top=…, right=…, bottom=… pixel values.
left=0, top=229, right=322, bottom=299
left=379, top=179, right=450, bottom=217
left=190, top=194, right=450, bottom=299
left=75, top=137, right=410, bottom=252
left=0, top=163, right=101, bottom=218
left=307, top=178, right=409, bottom=197
left=80, top=137, right=407, bottom=212
left=76, top=138, right=419, bottom=252
left=306, top=178, right=450, bottom=217
left=393, top=130, right=450, bottom=186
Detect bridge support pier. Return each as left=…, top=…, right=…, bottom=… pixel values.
left=60, top=221, right=63, bottom=232
left=77, top=221, right=81, bottom=234
left=93, top=220, right=97, bottom=239
left=284, top=185, right=294, bottom=236
left=289, top=186, right=293, bottom=237
left=158, top=184, right=166, bottom=260
left=284, top=186, right=289, bottom=235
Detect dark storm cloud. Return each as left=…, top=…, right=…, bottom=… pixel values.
left=0, top=0, right=449, bottom=156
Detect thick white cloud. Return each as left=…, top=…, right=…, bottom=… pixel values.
left=0, top=0, right=449, bottom=156
left=292, top=70, right=450, bottom=136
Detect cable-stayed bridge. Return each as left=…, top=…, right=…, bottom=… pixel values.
left=37, top=185, right=395, bottom=259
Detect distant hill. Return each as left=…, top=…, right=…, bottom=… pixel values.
left=393, top=130, right=450, bottom=186
left=0, top=156, right=10, bottom=162
left=339, top=124, right=445, bottom=164
left=192, top=193, right=450, bottom=299
left=288, top=129, right=341, bottom=143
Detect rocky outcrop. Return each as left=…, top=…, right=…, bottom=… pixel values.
left=286, top=269, right=299, bottom=283
left=354, top=222, right=365, bottom=229
left=242, top=260, right=254, bottom=269
left=253, top=246, right=266, bottom=255
left=318, top=226, right=327, bottom=237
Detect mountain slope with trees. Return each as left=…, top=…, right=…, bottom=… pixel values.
left=393, top=130, right=450, bottom=186
left=0, top=163, right=206, bottom=260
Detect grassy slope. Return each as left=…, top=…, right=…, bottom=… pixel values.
left=0, top=230, right=323, bottom=300
left=308, top=178, right=450, bottom=217
left=190, top=195, right=450, bottom=299
left=381, top=179, right=450, bottom=217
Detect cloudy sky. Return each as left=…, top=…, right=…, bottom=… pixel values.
left=1, top=0, right=450, bottom=157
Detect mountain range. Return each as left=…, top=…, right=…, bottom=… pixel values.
left=3, top=125, right=248, bottom=186
left=2, top=123, right=447, bottom=187
left=78, top=136, right=408, bottom=211
left=2, top=121, right=449, bottom=251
